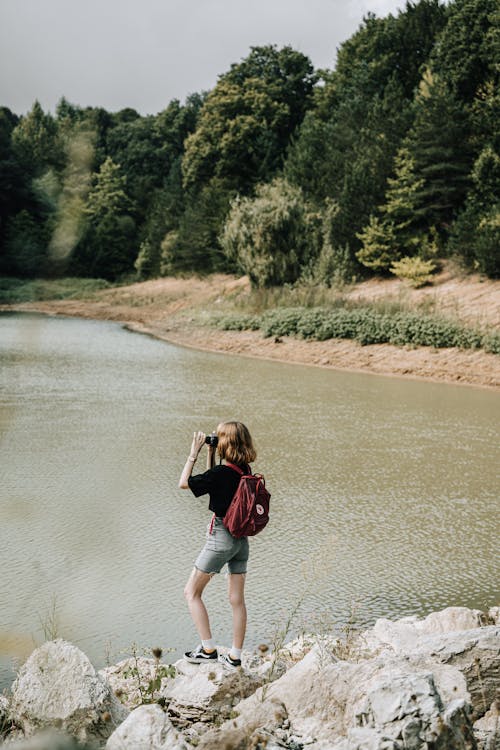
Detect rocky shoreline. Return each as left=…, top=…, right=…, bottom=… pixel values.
left=1, top=605, right=499, bottom=749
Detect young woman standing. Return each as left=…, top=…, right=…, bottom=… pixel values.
left=178, top=421, right=257, bottom=668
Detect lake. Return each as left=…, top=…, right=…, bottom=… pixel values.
left=1, top=312, right=499, bottom=689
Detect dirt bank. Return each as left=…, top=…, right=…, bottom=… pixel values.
left=3, top=271, right=499, bottom=390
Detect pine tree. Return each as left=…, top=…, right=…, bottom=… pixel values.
left=406, top=70, right=473, bottom=231
left=357, top=148, right=423, bottom=271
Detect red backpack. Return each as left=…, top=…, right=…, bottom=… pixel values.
left=223, top=463, right=270, bottom=538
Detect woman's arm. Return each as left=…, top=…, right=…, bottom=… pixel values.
left=178, top=431, right=206, bottom=489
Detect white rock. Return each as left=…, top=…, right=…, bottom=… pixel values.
left=100, top=657, right=175, bottom=711
left=364, top=607, right=485, bottom=654
left=473, top=700, right=500, bottom=750
left=405, top=626, right=500, bottom=720
left=332, top=727, right=401, bottom=749
left=9, top=639, right=128, bottom=742
left=162, top=658, right=262, bottom=724
left=106, top=704, right=186, bottom=750
left=198, top=637, right=482, bottom=750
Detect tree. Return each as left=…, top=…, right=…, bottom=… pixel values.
left=430, top=0, right=498, bottom=102
left=357, top=147, right=437, bottom=271
left=72, top=157, right=136, bottom=279
left=3, top=210, right=49, bottom=276
left=106, top=96, right=202, bottom=227
left=182, top=45, right=316, bottom=193
left=404, top=70, right=473, bottom=232
left=220, top=178, right=311, bottom=287
left=335, top=1, right=448, bottom=100
left=448, top=146, right=500, bottom=276
left=134, top=239, right=159, bottom=279
left=0, top=107, right=25, bottom=260
left=163, top=178, right=234, bottom=274
left=11, top=101, right=63, bottom=175
left=356, top=215, right=398, bottom=271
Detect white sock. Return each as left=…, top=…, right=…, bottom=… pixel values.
left=202, top=638, right=215, bottom=652
left=229, top=647, right=242, bottom=660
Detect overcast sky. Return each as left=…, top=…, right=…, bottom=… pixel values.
left=1, top=0, right=404, bottom=116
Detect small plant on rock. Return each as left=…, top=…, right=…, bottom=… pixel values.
left=120, top=644, right=176, bottom=706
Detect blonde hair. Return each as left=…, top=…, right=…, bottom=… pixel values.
left=217, top=421, right=256, bottom=465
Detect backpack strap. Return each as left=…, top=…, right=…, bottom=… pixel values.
left=225, top=462, right=248, bottom=476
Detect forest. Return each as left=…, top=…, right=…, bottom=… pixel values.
left=0, top=0, right=498, bottom=287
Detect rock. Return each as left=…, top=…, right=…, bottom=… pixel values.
left=161, top=658, right=263, bottom=727
left=1, top=693, right=9, bottom=727
left=4, top=729, right=93, bottom=749
left=364, top=607, right=486, bottom=654
left=105, top=704, right=187, bottom=750
left=489, top=608, right=500, bottom=626
left=198, top=643, right=479, bottom=750
left=100, top=657, right=175, bottom=711
left=332, top=726, right=406, bottom=749
left=362, top=614, right=500, bottom=721
left=473, top=700, right=500, bottom=750
left=352, top=671, right=476, bottom=749
left=405, top=627, right=499, bottom=720
left=9, top=639, right=128, bottom=743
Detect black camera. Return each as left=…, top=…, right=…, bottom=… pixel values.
left=205, top=434, right=218, bottom=447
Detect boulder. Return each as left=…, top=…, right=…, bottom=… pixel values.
left=162, top=658, right=263, bottom=728
left=473, top=700, right=500, bottom=750
left=362, top=613, right=499, bottom=721
left=105, top=704, right=186, bottom=750
left=399, top=627, right=498, bottom=720
left=197, top=643, right=479, bottom=750
left=9, top=640, right=128, bottom=743
left=363, top=607, right=486, bottom=654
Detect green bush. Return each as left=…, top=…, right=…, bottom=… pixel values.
left=213, top=314, right=261, bottom=331
left=482, top=331, right=500, bottom=355
left=220, top=178, right=312, bottom=287
left=216, top=305, right=498, bottom=353
left=390, top=256, right=437, bottom=287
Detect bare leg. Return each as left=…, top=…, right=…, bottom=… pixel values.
left=184, top=568, right=213, bottom=641
left=228, top=573, right=247, bottom=650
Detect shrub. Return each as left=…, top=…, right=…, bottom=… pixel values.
left=216, top=305, right=497, bottom=353
left=213, top=314, right=261, bottom=331
left=220, top=178, right=312, bottom=287
left=390, top=256, right=437, bottom=287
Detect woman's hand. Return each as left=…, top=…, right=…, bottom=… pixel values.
left=190, top=431, right=206, bottom=460
left=179, top=431, right=206, bottom=489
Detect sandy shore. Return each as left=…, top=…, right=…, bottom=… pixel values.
left=3, top=272, right=500, bottom=390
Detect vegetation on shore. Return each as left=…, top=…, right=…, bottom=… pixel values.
left=214, top=307, right=500, bottom=354
left=0, top=0, right=498, bottom=289
left=4, top=271, right=498, bottom=359
left=0, top=276, right=111, bottom=303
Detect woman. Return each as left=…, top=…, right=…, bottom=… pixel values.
left=178, top=421, right=256, bottom=668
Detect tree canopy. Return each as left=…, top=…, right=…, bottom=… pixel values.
left=1, top=2, right=498, bottom=282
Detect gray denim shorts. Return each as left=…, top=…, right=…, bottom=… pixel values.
left=194, top=517, right=249, bottom=575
